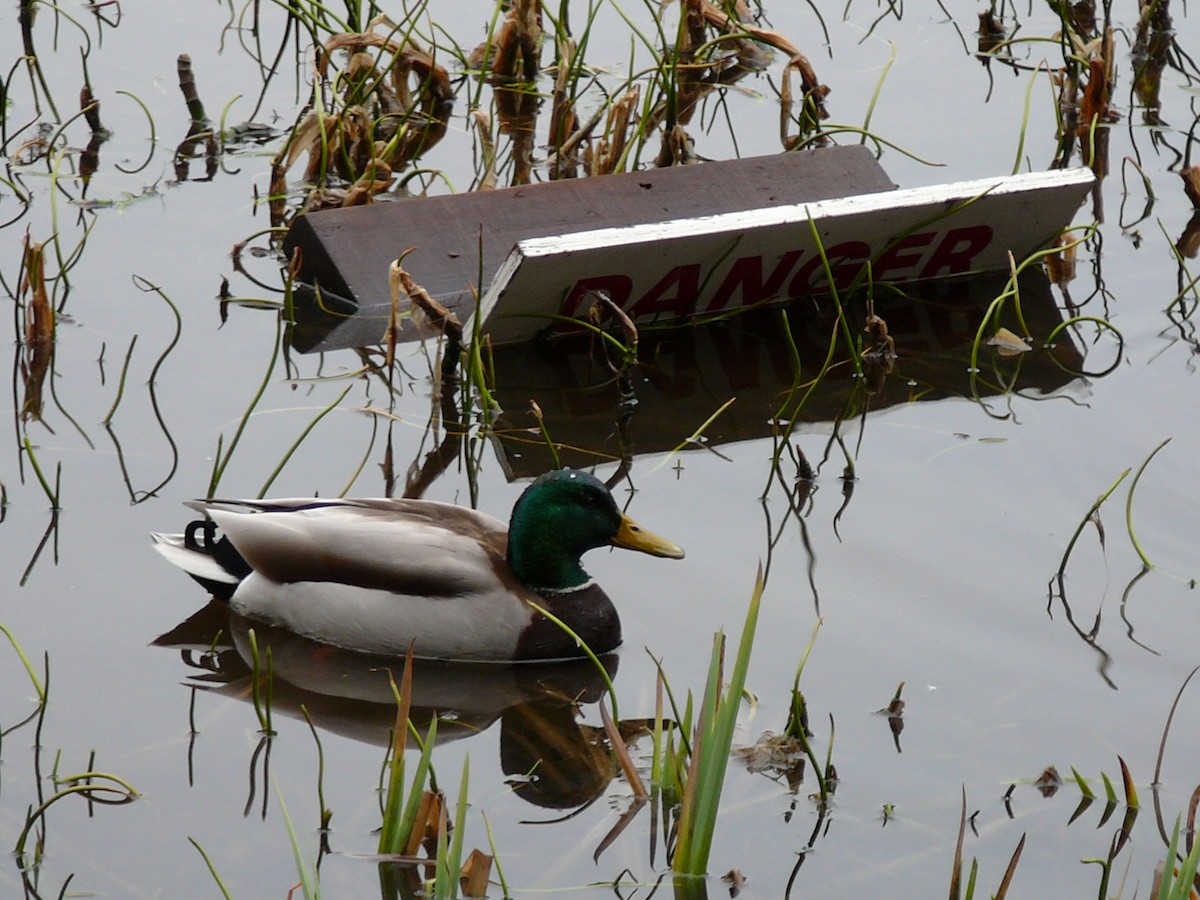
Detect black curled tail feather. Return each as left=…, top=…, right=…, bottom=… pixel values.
left=183, top=519, right=252, bottom=602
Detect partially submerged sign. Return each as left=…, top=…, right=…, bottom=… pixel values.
left=284, top=145, right=897, bottom=351
left=283, top=148, right=1093, bottom=350
left=471, top=168, right=1094, bottom=344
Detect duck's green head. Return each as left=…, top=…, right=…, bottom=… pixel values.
left=507, top=469, right=684, bottom=591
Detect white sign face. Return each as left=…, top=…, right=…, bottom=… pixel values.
left=468, top=169, right=1094, bottom=345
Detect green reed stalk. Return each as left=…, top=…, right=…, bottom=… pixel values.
left=1100, top=770, right=1117, bottom=805
left=1154, top=814, right=1200, bottom=900
left=16, top=776, right=138, bottom=856
left=860, top=40, right=896, bottom=144
left=673, top=566, right=763, bottom=877
left=246, top=629, right=275, bottom=736
left=379, top=716, right=438, bottom=855
left=301, top=705, right=332, bottom=831
left=1011, top=60, right=1046, bottom=175
left=0, top=624, right=45, bottom=702
left=379, top=655, right=441, bottom=857
left=480, top=810, right=510, bottom=897
left=101, top=334, right=136, bottom=425
left=806, top=213, right=861, bottom=376
left=1125, top=437, right=1171, bottom=569
left=257, top=384, right=352, bottom=497
left=1043, top=316, right=1125, bottom=370
left=529, top=401, right=560, bottom=469
left=432, top=755, right=470, bottom=899
left=188, top=837, right=232, bottom=900
left=651, top=668, right=666, bottom=787
left=762, top=305, right=841, bottom=499
left=648, top=650, right=694, bottom=760
left=465, top=237, right=498, bottom=418
left=277, top=785, right=320, bottom=900
left=1053, top=468, right=1130, bottom=589
left=527, top=600, right=618, bottom=722
left=1070, top=766, right=1095, bottom=799
left=21, top=437, right=59, bottom=509
left=114, top=90, right=157, bottom=173
left=131, top=276, right=184, bottom=386
left=650, top=397, right=736, bottom=474
left=338, top=410, right=378, bottom=497
left=208, top=314, right=282, bottom=496
left=790, top=125, right=944, bottom=166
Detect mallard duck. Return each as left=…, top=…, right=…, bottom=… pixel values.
left=152, top=469, right=684, bottom=662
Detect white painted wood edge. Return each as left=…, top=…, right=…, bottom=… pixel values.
left=468, top=167, right=1095, bottom=340
left=514, top=168, right=1095, bottom=258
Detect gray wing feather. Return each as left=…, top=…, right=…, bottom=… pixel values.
left=196, top=499, right=511, bottom=597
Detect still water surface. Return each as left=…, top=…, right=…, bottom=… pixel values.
left=2, top=2, right=1199, bottom=897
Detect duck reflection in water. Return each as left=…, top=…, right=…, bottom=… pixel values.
left=156, top=601, right=640, bottom=812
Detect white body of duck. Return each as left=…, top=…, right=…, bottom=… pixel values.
left=152, top=471, right=684, bottom=662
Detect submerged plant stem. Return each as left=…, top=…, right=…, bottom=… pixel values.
left=527, top=600, right=619, bottom=722
left=187, top=838, right=232, bottom=900
left=0, top=623, right=45, bottom=702
left=1053, top=468, right=1130, bottom=587
left=257, top=385, right=353, bottom=497
left=208, top=314, right=283, bottom=497
left=101, top=334, right=137, bottom=425
left=21, top=438, right=59, bottom=509
left=1125, top=437, right=1170, bottom=569
left=673, top=565, right=764, bottom=876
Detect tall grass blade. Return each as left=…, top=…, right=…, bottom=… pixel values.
left=1151, top=810, right=1200, bottom=900
left=277, top=785, right=320, bottom=900
left=0, top=624, right=45, bottom=702
left=1069, top=766, right=1094, bottom=799
left=379, top=714, right=439, bottom=857
left=479, top=811, right=509, bottom=898
left=16, top=776, right=138, bottom=857
left=949, top=786, right=967, bottom=900
left=1051, top=468, right=1130, bottom=592
left=246, top=628, right=275, bottom=735
left=301, top=705, right=332, bottom=830
left=188, top=837, right=232, bottom=900
left=527, top=600, right=619, bottom=721
left=257, top=384, right=353, bottom=497
left=601, top=699, right=647, bottom=798
left=1118, top=755, right=1138, bottom=809
left=673, top=565, right=764, bottom=876
left=398, top=730, right=438, bottom=856
left=1125, top=437, right=1171, bottom=569
left=994, top=833, right=1025, bottom=899
left=441, top=755, right=470, bottom=899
